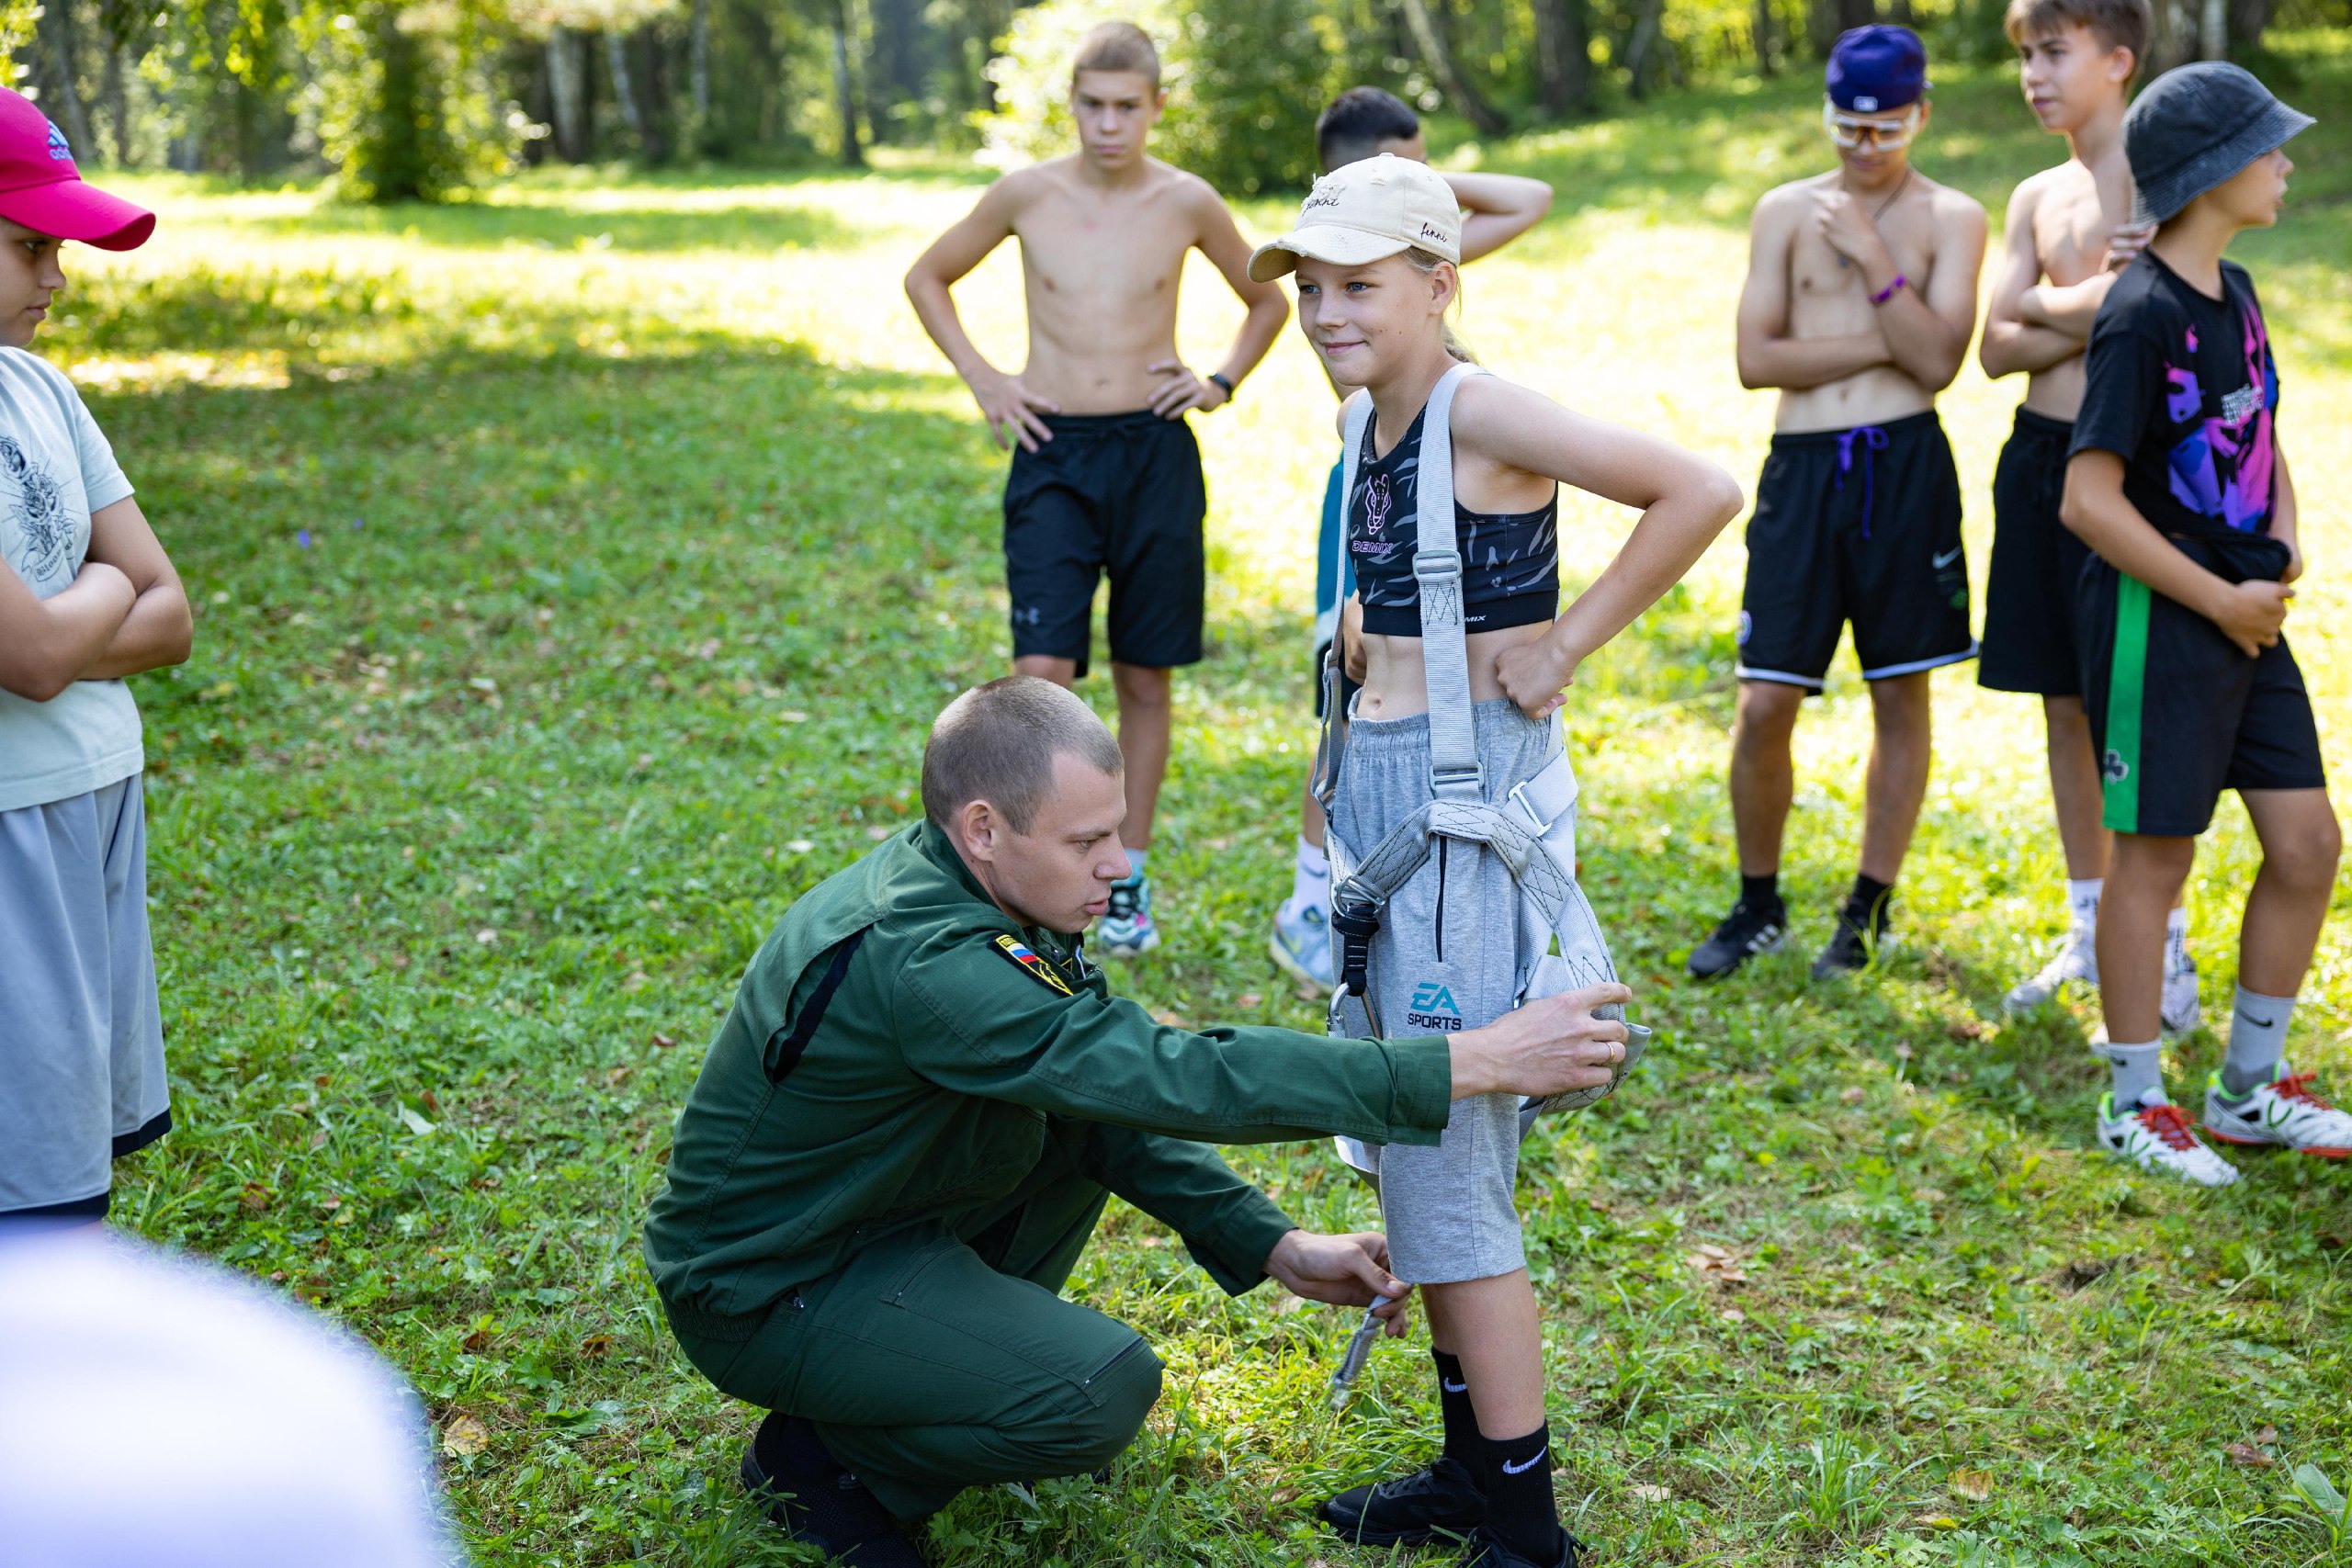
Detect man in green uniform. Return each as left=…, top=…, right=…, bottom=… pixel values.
left=644, top=678, right=1631, bottom=1564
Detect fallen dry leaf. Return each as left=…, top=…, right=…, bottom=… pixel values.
left=1629, top=1483, right=1672, bottom=1503
left=1697, top=1244, right=1730, bottom=1260
left=650, top=1031, right=676, bottom=1049
left=2224, top=1442, right=2275, bottom=1469
left=1917, top=1515, right=1962, bottom=1531
left=441, top=1415, right=490, bottom=1457
left=579, top=1334, right=614, bottom=1359
left=1949, top=1470, right=1993, bottom=1502
left=1947, top=1016, right=1985, bottom=1041
left=1269, top=1485, right=1302, bottom=1506
left=1236, top=992, right=1262, bottom=1009
left=239, top=1182, right=272, bottom=1213
left=1718, top=1309, right=1746, bottom=1324
left=2252, top=1426, right=2280, bottom=1446
left=865, top=825, right=892, bottom=841
left=1839, top=1086, right=1867, bottom=1104
left=460, top=1329, right=493, bottom=1355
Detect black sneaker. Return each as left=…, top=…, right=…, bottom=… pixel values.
left=1458, top=1523, right=1589, bottom=1567
left=1810, top=908, right=1881, bottom=979
left=1320, top=1454, right=1487, bottom=1546
left=741, top=1417, right=924, bottom=1567
left=1687, top=897, right=1787, bottom=979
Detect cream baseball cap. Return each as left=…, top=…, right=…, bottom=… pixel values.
left=1248, top=153, right=1463, bottom=282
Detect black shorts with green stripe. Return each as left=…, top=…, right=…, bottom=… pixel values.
left=2078, top=534, right=2324, bottom=837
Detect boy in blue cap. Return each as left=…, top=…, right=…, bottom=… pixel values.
left=2061, top=62, right=2348, bottom=1184
left=1692, top=25, right=1986, bottom=981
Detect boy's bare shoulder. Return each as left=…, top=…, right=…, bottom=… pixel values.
left=1147, top=158, right=1227, bottom=210
left=1913, top=169, right=1988, bottom=222
left=1756, top=172, right=1839, bottom=211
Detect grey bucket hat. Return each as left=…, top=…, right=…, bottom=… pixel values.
left=2125, top=62, right=2314, bottom=226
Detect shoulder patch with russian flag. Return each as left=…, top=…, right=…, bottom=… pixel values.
left=990, top=933, right=1072, bottom=996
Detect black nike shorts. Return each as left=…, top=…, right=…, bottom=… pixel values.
left=1001, top=410, right=1205, bottom=676
left=2079, top=535, right=2324, bottom=838
left=1736, top=410, right=1974, bottom=692
left=1980, top=407, right=2095, bottom=696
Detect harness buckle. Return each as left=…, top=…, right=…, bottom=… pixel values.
left=1411, top=548, right=1463, bottom=586
left=1430, top=761, right=1485, bottom=800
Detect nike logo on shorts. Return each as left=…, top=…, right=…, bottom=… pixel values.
left=1931, top=546, right=1962, bottom=569
left=1501, top=1448, right=1548, bottom=1475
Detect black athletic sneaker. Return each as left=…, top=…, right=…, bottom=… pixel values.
left=1457, top=1522, right=1589, bottom=1567
left=1687, top=897, right=1787, bottom=979
left=1810, top=909, right=1880, bottom=979
left=741, top=1417, right=924, bottom=1567
left=1319, top=1455, right=1487, bottom=1546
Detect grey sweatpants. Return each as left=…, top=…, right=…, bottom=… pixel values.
left=0, top=775, right=169, bottom=1213
left=1331, top=698, right=1560, bottom=1284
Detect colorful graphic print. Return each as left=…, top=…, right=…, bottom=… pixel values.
left=2163, top=303, right=2277, bottom=533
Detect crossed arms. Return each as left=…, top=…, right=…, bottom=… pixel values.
left=0, top=496, right=190, bottom=702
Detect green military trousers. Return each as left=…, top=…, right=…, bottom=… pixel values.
left=667, top=1138, right=1165, bottom=1519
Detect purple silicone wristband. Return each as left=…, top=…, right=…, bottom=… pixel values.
left=1871, top=273, right=1907, bottom=306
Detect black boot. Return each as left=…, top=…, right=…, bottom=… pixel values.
left=1458, top=1522, right=1589, bottom=1567
left=741, top=1413, right=924, bottom=1566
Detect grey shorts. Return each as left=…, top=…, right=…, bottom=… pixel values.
left=1331, top=699, right=1559, bottom=1285
left=0, top=775, right=169, bottom=1215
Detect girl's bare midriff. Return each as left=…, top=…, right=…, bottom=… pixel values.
left=1355, top=618, right=1554, bottom=720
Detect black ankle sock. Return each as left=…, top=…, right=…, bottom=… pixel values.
left=1740, top=873, right=1781, bottom=910
left=1480, top=1422, right=1563, bottom=1559
left=1431, top=1350, right=1481, bottom=1471
left=1845, top=873, right=1894, bottom=933
left=753, top=1411, right=836, bottom=1480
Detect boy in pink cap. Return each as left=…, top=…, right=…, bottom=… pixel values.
left=0, top=85, right=190, bottom=1222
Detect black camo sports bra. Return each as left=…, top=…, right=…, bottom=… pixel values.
left=1349, top=401, right=1560, bottom=637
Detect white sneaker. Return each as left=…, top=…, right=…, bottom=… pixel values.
left=2160, top=943, right=2202, bottom=1037
left=2203, top=1064, right=2352, bottom=1158
left=1095, top=874, right=1160, bottom=958
left=2097, top=1092, right=2240, bottom=1187
left=1269, top=898, right=1335, bottom=992
left=2004, top=927, right=2096, bottom=1012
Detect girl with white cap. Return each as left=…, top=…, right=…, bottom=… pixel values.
left=1249, top=155, right=1741, bottom=1565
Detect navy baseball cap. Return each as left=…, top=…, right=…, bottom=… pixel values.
left=1827, top=25, right=1929, bottom=113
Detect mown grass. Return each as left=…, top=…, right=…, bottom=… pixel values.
left=85, top=40, right=2352, bottom=1567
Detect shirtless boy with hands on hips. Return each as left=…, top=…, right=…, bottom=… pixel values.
left=905, top=21, right=1287, bottom=959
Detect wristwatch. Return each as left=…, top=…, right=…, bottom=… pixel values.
left=1206, top=371, right=1237, bottom=402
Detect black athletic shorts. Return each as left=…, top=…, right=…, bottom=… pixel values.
left=2078, top=533, right=2325, bottom=837
left=1736, top=411, right=1975, bottom=691
left=1002, top=410, right=1205, bottom=676
left=1980, top=408, right=2096, bottom=696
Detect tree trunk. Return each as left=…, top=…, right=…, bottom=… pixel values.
left=830, top=0, right=864, bottom=166
left=102, top=31, right=129, bottom=165
left=604, top=28, right=644, bottom=150
left=1809, top=0, right=1878, bottom=54
left=689, top=0, right=710, bottom=126
left=1397, top=0, right=1508, bottom=137
left=1887, top=0, right=1913, bottom=24
left=2232, top=0, right=2270, bottom=52
left=547, top=26, right=588, bottom=163
left=1532, top=0, right=1591, bottom=115
left=1624, top=0, right=1668, bottom=98
left=1755, top=0, right=1779, bottom=74
left=2199, top=0, right=2227, bottom=57
left=39, top=0, right=92, bottom=159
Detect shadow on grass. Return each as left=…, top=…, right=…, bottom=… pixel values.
left=235, top=197, right=863, bottom=254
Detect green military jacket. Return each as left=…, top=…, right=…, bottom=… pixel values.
left=644, top=821, right=1454, bottom=1322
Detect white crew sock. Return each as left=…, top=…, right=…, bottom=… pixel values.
left=2065, top=878, right=2103, bottom=932
left=2165, top=905, right=2190, bottom=974
left=2221, top=986, right=2296, bottom=1097
left=1289, top=836, right=1330, bottom=915
left=2100, top=1039, right=2165, bottom=1111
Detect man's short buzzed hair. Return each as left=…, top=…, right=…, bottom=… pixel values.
left=1071, top=21, right=1160, bottom=90
left=2003, top=0, right=2149, bottom=73
left=1317, top=86, right=1420, bottom=173
left=922, top=677, right=1125, bottom=833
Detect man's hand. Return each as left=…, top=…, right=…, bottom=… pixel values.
left=1264, top=1229, right=1413, bottom=1336
left=1451, top=983, right=1632, bottom=1100
left=1146, top=361, right=1229, bottom=419
left=2104, top=220, right=2155, bottom=272
left=1494, top=637, right=1577, bottom=721
left=967, top=367, right=1059, bottom=453
left=1815, top=191, right=1893, bottom=276
left=2207, top=578, right=2292, bottom=658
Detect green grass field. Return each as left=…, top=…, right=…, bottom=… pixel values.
left=81, top=39, right=2352, bottom=1567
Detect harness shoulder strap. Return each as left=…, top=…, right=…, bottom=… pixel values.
left=1417, top=361, right=1486, bottom=799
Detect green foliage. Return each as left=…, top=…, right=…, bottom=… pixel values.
left=299, top=2, right=516, bottom=203
left=980, top=0, right=1333, bottom=191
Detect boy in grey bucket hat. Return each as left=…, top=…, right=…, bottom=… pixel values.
left=2059, top=62, right=2347, bottom=1186
left=2124, top=62, right=2314, bottom=226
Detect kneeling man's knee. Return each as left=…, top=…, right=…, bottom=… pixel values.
left=1057, top=1337, right=1163, bottom=1472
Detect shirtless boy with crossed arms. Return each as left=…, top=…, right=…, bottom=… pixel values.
left=1977, top=0, right=2199, bottom=1032
left=1690, top=25, right=1988, bottom=981
left=905, top=21, right=1287, bottom=957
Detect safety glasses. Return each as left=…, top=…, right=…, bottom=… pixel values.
left=1822, top=99, right=1922, bottom=150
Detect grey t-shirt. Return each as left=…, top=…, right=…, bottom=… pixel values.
left=0, top=348, right=139, bottom=814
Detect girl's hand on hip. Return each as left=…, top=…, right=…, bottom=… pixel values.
left=1495, top=638, right=1575, bottom=721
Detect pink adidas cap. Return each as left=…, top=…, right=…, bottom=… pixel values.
left=0, top=86, right=152, bottom=250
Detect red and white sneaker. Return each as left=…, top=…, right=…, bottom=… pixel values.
left=2203, top=1064, right=2352, bottom=1158
left=2097, top=1093, right=2240, bottom=1187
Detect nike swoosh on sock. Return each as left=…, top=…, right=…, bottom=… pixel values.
left=1500, top=1448, right=1549, bottom=1475
left=1442, top=1379, right=1468, bottom=1393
